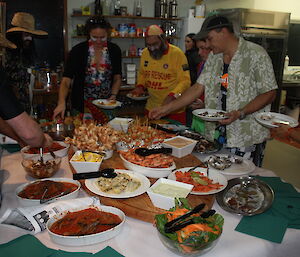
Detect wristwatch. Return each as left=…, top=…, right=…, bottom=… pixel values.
left=238, top=109, right=246, bottom=120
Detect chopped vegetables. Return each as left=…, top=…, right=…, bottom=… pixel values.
left=175, top=171, right=223, bottom=192
left=155, top=199, right=224, bottom=254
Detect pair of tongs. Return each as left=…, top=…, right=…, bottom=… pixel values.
left=164, top=203, right=216, bottom=233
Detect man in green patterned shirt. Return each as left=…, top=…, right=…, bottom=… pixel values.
left=149, top=15, right=278, bottom=166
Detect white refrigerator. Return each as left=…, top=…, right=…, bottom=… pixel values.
left=179, top=17, right=205, bottom=51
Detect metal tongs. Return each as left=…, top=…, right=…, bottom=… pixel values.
left=164, top=203, right=216, bottom=233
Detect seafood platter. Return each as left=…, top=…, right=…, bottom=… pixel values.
left=204, top=154, right=256, bottom=175
left=216, top=176, right=274, bottom=216
left=192, top=109, right=227, bottom=121
left=255, top=111, right=298, bottom=128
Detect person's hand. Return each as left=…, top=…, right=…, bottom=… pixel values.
left=43, top=133, right=53, bottom=147
left=189, top=99, right=204, bottom=110
left=130, top=87, right=145, bottom=96
left=218, top=110, right=240, bottom=125
left=108, top=94, right=117, bottom=100
left=270, top=124, right=290, bottom=139
left=53, top=103, right=66, bottom=120
left=148, top=104, right=171, bottom=120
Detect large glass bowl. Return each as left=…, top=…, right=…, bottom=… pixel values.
left=157, top=228, right=221, bottom=256
left=22, top=157, right=61, bottom=179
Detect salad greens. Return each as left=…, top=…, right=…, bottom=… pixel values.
left=155, top=198, right=224, bottom=254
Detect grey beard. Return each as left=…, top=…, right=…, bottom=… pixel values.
left=149, top=49, right=164, bottom=60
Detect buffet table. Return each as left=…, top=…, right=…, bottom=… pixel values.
left=1, top=152, right=300, bottom=257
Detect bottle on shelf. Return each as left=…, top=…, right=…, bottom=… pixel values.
left=135, top=0, right=142, bottom=16
left=154, top=0, right=161, bottom=17
left=169, top=0, right=178, bottom=18
left=94, top=0, right=102, bottom=16
left=114, top=0, right=121, bottom=16
left=159, top=0, right=168, bottom=18
left=102, top=0, right=110, bottom=15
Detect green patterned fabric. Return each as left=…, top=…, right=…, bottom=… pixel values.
left=197, top=37, right=278, bottom=148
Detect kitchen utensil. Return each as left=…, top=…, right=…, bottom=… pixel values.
left=39, top=148, right=44, bottom=164
left=135, top=147, right=172, bottom=157
left=73, top=168, right=117, bottom=180
left=40, top=191, right=69, bottom=204
left=164, top=203, right=205, bottom=231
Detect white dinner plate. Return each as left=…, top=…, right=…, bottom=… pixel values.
left=85, top=169, right=151, bottom=198
left=167, top=167, right=228, bottom=195
left=192, top=109, right=227, bottom=121
left=126, top=93, right=150, bottom=101
left=255, top=112, right=299, bottom=128
left=92, top=99, right=122, bottom=109
left=204, top=154, right=256, bottom=176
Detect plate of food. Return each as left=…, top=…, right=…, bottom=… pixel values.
left=255, top=112, right=299, bottom=128
left=167, top=167, right=227, bottom=195
left=16, top=178, right=81, bottom=206
left=126, top=92, right=150, bottom=101
left=85, top=169, right=151, bottom=198
left=179, top=130, right=221, bottom=154
left=204, top=154, right=256, bottom=176
left=192, top=109, right=227, bottom=121
left=216, top=176, right=274, bottom=216
left=119, top=149, right=176, bottom=178
left=92, top=99, right=122, bottom=109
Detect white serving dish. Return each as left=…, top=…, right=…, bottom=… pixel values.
left=69, top=151, right=103, bottom=173
left=108, top=117, right=133, bottom=133
left=46, top=205, right=125, bottom=246
left=72, top=146, right=113, bottom=160
left=15, top=178, right=81, bottom=207
left=147, top=178, right=193, bottom=210
left=162, top=136, right=197, bottom=158
left=21, top=141, right=70, bottom=160
left=119, top=153, right=176, bottom=178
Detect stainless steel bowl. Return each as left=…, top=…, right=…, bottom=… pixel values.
left=43, top=123, right=74, bottom=141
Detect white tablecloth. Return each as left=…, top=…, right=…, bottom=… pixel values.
left=1, top=152, right=300, bottom=257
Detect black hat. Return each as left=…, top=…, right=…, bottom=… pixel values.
left=194, top=15, right=232, bottom=40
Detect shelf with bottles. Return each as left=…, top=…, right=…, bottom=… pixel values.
left=71, top=14, right=181, bottom=21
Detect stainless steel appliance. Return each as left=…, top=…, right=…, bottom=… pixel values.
left=215, top=8, right=291, bottom=111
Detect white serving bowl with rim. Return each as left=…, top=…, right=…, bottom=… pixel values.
left=69, top=150, right=104, bottom=173
left=46, top=205, right=125, bottom=246
left=119, top=153, right=176, bottom=178
left=21, top=141, right=70, bottom=160
left=15, top=177, right=81, bottom=207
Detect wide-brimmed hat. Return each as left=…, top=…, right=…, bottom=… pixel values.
left=0, top=34, right=16, bottom=49
left=6, top=12, right=48, bottom=36
left=194, top=15, right=232, bottom=40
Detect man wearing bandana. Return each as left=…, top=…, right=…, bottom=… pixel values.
left=131, top=25, right=191, bottom=124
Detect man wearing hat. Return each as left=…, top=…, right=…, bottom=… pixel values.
left=5, top=12, right=48, bottom=113
left=149, top=15, right=278, bottom=166
left=0, top=34, right=52, bottom=147
left=131, top=24, right=191, bottom=124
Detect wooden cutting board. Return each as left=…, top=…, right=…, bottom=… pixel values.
left=69, top=151, right=215, bottom=223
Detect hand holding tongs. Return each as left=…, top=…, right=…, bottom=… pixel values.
left=164, top=203, right=216, bottom=233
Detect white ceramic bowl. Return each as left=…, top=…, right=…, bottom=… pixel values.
left=21, top=141, right=70, bottom=160
left=162, top=136, right=197, bottom=158
left=147, top=178, right=193, bottom=210
left=72, top=146, right=113, bottom=160
left=108, top=117, right=133, bottom=133
left=46, top=205, right=125, bottom=246
left=15, top=178, right=81, bottom=207
left=119, top=153, right=176, bottom=178
left=69, top=151, right=103, bottom=173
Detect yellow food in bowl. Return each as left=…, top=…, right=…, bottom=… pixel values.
left=72, top=152, right=103, bottom=162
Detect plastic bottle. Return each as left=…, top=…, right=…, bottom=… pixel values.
left=284, top=55, right=289, bottom=71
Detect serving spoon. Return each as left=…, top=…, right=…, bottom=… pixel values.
left=135, top=147, right=172, bottom=157
left=73, top=168, right=117, bottom=180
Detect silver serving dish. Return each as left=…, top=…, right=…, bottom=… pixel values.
left=216, top=176, right=274, bottom=216
left=42, top=123, right=74, bottom=141
left=179, top=130, right=221, bottom=154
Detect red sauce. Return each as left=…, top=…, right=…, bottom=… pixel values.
left=50, top=208, right=122, bottom=236
left=18, top=180, right=78, bottom=199
left=25, top=142, right=65, bottom=154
